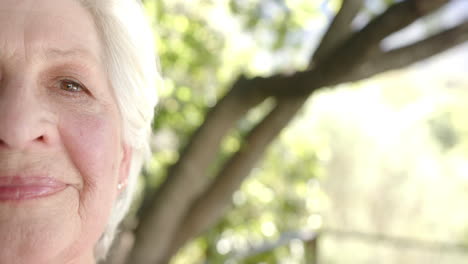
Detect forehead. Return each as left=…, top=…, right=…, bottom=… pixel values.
left=0, top=0, right=102, bottom=65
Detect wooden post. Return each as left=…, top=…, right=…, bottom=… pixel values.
left=305, top=233, right=319, bottom=264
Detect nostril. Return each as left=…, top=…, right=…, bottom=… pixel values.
left=37, top=135, right=46, bottom=143
left=0, top=135, right=50, bottom=149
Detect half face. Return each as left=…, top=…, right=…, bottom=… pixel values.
left=0, top=0, right=130, bottom=263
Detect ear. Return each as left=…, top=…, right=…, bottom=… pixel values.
left=117, top=143, right=132, bottom=193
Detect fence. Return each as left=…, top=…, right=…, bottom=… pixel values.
left=232, top=228, right=468, bottom=263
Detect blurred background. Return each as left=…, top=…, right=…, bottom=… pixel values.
left=109, top=0, right=468, bottom=263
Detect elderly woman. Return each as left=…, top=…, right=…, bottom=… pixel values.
left=0, top=0, right=158, bottom=263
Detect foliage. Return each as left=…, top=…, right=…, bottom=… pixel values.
left=125, top=0, right=468, bottom=263
left=138, top=1, right=332, bottom=263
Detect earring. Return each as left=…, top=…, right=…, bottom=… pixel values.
left=117, top=179, right=128, bottom=190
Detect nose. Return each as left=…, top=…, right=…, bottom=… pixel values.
left=0, top=78, right=56, bottom=150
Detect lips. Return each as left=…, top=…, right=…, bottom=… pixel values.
left=0, top=177, right=67, bottom=201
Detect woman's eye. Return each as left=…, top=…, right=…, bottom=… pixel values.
left=60, top=80, right=85, bottom=93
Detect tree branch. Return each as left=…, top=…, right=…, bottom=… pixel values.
left=156, top=0, right=460, bottom=258
left=263, top=0, right=452, bottom=96
left=344, top=21, right=468, bottom=82
left=312, top=0, right=364, bottom=64
left=165, top=97, right=307, bottom=259
left=128, top=1, right=461, bottom=263
left=306, top=0, right=450, bottom=86
left=128, top=78, right=267, bottom=263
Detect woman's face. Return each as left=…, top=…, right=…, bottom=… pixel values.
left=0, top=0, right=130, bottom=263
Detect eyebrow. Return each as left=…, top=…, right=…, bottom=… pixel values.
left=44, top=47, right=101, bottom=63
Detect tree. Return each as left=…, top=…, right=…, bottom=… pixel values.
left=110, top=0, right=468, bottom=263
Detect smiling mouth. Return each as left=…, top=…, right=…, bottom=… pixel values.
left=0, top=177, right=67, bottom=201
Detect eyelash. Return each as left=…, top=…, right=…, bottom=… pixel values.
left=59, top=79, right=90, bottom=95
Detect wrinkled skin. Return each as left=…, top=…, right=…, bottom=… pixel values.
left=0, top=0, right=131, bottom=263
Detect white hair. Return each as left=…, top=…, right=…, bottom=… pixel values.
left=76, top=0, right=159, bottom=260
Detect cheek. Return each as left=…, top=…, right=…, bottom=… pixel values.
left=61, top=114, right=120, bottom=179
left=58, top=111, right=122, bottom=209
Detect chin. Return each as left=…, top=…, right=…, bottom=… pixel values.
left=0, top=188, right=99, bottom=264
left=0, top=222, right=95, bottom=264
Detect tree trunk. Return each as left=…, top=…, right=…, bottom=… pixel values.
left=123, top=0, right=468, bottom=263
